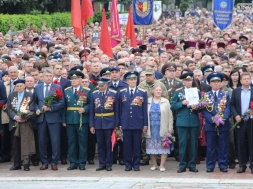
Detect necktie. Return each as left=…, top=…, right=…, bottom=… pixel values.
left=169, top=80, right=172, bottom=87
left=45, top=85, right=49, bottom=97
left=18, top=93, right=22, bottom=110
left=130, top=89, right=133, bottom=98
left=214, top=92, right=218, bottom=102
left=74, top=88, right=77, bottom=98
left=114, top=83, right=117, bottom=88
left=11, top=80, right=14, bottom=92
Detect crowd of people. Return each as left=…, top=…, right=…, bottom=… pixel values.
left=0, top=7, right=253, bottom=174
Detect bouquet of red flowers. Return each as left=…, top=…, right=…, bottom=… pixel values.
left=44, top=88, right=63, bottom=107
left=53, top=79, right=61, bottom=85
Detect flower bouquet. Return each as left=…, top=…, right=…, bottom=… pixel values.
left=76, top=90, right=87, bottom=130
left=116, top=129, right=123, bottom=141
left=196, top=92, right=209, bottom=109
left=53, top=79, right=61, bottom=85
left=161, top=132, right=175, bottom=149
left=14, top=97, right=33, bottom=127
left=44, top=88, right=63, bottom=107
left=231, top=101, right=253, bottom=131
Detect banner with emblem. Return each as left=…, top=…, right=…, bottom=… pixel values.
left=213, top=0, right=234, bottom=31
left=133, top=0, right=153, bottom=25
left=153, top=1, right=162, bottom=21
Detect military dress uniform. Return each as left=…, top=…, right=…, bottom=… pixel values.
left=108, top=67, right=128, bottom=165
left=170, top=73, right=200, bottom=173
left=118, top=72, right=148, bottom=171
left=63, top=71, right=91, bottom=170
left=201, top=73, right=230, bottom=172
left=89, top=79, right=118, bottom=171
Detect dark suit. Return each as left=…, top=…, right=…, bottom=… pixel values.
left=231, top=87, right=253, bottom=170
left=0, top=81, right=7, bottom=160
left=200, top=82, right=211, bottom=92
left=6, top=91, right=34, bottom=167
left=34, top=83, right=65, bottom=166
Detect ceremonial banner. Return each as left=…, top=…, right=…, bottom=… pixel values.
left=153, top=1, right=162, bottom=21
left=71, top=0, right=81, bottom=39
left=110, top=0, right=122, bottom=48
left=125, top=7, right=137, bottom=47
left=133, top=0, right=153, bottom=25
left=213, top=0, right=234, bottom=31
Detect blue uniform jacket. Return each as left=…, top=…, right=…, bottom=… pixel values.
left=108, top=80, right=128, bottom=92
left=63, top=86, right=91, bottom=125
left=89, top=88, right=118, bottom=129
left=170, top=87, right=200, bottom=127
left=201, top=90, right=230, bottom=132
left=117, top=87, right=148, bottom=130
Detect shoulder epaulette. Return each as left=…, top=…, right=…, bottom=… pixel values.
left=138, top=88, right=146, bottom=92
left=120, top=88, right=127, bottom=92
left=64, top=86, right=72, bottom=91
left=83, top=87, right=90, bottom=91
left=176, top=87, right=182, bottom=91
left=109, top=89, right=117, bottom=93
left=93, top=90, right=99, bottom=93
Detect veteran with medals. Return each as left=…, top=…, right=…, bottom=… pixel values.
left=89, top=77, right=118, bottom=171
left=170, top=72, right=200, bottom=173
left=63, top=70, right=91, bottom=170
left=201, top=72, right=230, bottom=173
left=7, top=79, right=35, bottom=171
left=117, top=71, right=148, bottom=171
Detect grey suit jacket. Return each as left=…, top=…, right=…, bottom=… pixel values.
left=6, top=91, right=34, bottom=131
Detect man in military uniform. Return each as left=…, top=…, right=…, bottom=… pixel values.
left=171, top=72, right=200, bottom=173
left=63, top=70, right=91, bottom=170
left=202, top=72, right=230, bottom=173
left=89, top=77, right=118, bottom=171
left=138, top=68, right=168, bottom=165
left=108, top=66, right=128, bottom=165
left=159, top=63, right=183, bottom=103
left=118, top=71, right=148, bottom=171
left=160, top=63, right=183, bottom=161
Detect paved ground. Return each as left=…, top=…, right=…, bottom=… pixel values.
left=0, top=157, right=253, bottom=188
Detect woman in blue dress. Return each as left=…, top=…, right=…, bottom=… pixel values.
left=146, top=85, right=173, bottom=171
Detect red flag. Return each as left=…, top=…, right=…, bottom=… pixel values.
left=110, top=0, right=122, bottom=47
left=71, top=0, right=82, bottom=39
left=111, top=128, right=117, bottom=151
left=125, top=7, right=137, bottom=48
left=100, top=9, right=113, bottom=58
left=81, top=0, right=94, bottom=27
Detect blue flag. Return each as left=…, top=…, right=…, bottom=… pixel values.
left=213, top=0, right=234, bottom=31
left=133, top=0, right=153, bottom=25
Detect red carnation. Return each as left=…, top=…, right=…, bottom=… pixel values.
left=50, top=87, right=54, bottom=91
left=54, top=80, right=60, bottom=85
left=77, top=90, right=86, bottom=97
left=251, top=101, right=253, bottom=110
left=0, top=102, right=3, bottom=109
left=55, top=89, right=63, bottom=99
left=90, top=79, right=98, bottom=85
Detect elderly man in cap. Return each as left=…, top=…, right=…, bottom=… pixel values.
left=171, top=72, right=200, bottom=173
left=63, top=70, right=91, bottom=170
left=117, top=71, right=148, bottom=171
left=89, top=76, right=118, bottom=171
left=202, top=72, right=230, bottom=173
left=6, top=79, right=35, bottom=171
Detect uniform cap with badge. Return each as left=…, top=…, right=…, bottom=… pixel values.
left=68, top=70, right=84, bottom=79
left=201, top=65, right=214, bottom=75
left=111, top=66, right=120, bottom=72
left=124, top=71, right=139, bottom=80
left=207, top=72, right=224, bottom=83
left=145, top=69, right=155, bottom=75
left=70, top=65, right=84, bottom=72
left=99, top=67, right=112, bottom=77
left=161, top=63, right=176, bottom=75
left=180, top=72, right=194, bottom=80
left=97, top=77, right=110, bottom=86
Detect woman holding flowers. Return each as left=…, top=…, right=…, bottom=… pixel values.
left=146, top=84, right=173, bottom=172
left=201, top=72, right=230, bottom=173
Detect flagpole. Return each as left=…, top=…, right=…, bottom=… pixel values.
left=142, top=27, right=145, bottom=45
